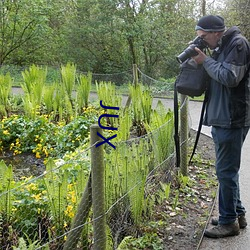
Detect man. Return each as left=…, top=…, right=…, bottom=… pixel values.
left=192, top=15, right=250, bottom=238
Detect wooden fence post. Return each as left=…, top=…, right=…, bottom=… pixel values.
left=133, top=63, right=138, bottom=86
left=125, top=64, right=138, bottom=109
left=91, top=124, right=106, bottom=250
left=180, top=94, right=188, bottom=176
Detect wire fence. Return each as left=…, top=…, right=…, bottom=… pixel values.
left=0, top=66, right=190, bottom=249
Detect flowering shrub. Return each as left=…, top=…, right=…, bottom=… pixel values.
left=0, top=105, right=99, bottom=158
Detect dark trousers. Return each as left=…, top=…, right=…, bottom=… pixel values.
left=211, top=126, right=249, bottom=225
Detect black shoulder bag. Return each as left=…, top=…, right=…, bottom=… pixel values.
left=174, top=58, right=210, bottom=168
left=175, top=58, right=208, bottom=97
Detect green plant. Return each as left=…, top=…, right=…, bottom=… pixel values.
left=43, top=84, right=56, bottom=114
left=0, top=73, right=12, bottom=117
left=12, top=177, right=49, bottom=241
left=157, top=182, right=171, bottom=204
left=21, top=65, right=47, bottom=118
left=13, top=233, right=49, bottom=250
left=116, top=109, right=132, bottom=141
left=76, top=72, right=92, bottom=110
left=60, top=62, right=76, bottom=102
left=145, top=100, right=174, bottom=163
left=105, top=138, right=153, bottom=228
left=96, top=81, right=122, bottom=128
left=117, top=233, right=163, bottom=250
left=0, top=161, right=14, bottom=222
left=172, top=190, right=180, bottom=210
left=129, top=83, right=152, bottom=128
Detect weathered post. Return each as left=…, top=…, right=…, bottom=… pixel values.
left=133, top=63, right=138, bottom=86
left=125, top=64, right=138, bottom=109
left=91, top=124, right=106, bottom=250
left=180, top=94, right=189, bottom=176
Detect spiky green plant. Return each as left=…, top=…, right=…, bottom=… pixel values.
left=145, top=100, right=174, bottom=163
left=129, top=83, right=152, bottom=133
left=76, top=72, right=92, bottom=111
left=96, top=81, right=122, bottom=128
left=0, top=161, right=14, bottom=222
left=52, top=82, right=73, bottom=122
left=21, top=65, right=47, bottom=118
left=105, top=137, right=152, bottom=225
left=43, top=84, right=56, bottom=114
left=116, top=109, right=132, bottom=141
left=60, top=63, right=76, bottom=102
left=0, top=73, right=12, bottom=117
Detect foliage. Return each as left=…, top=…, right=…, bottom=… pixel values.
left=145, top=100, right=175, bottom=163
left=0, top=74, right=179, bottom=248
left=61, top=63, right=76, bottom=101
left=117, top=233, right=163, bottom=250
left=76, top=72, right=92, bottom=109
left=129, top=83, right=153, bottom=135
left=96, top=81, right=122, bottom=128
left=0, top=147, right=91, bottom=249
left=0, top=0, right=52, bottom=65
left=0, top=73, right=12, bottom=117
left=0, top=110, right=98, bottom=158
left=0, top=161, right=14, bottom=222
left=0, top=0, right=235, bottom=78
left=21, top=65, right=47, bottom=118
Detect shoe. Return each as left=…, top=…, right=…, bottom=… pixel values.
left=211, top=214, right=247, bottom=229
left=204, top=222, right=240, bottom=238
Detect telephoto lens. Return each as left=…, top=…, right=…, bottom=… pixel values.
left=176, top=36, right=208, bottom=63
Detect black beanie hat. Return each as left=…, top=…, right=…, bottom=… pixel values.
left=195, top=15, right=225, bottom=32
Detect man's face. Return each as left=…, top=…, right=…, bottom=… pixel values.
left=196, top=30, right=221, bottom=49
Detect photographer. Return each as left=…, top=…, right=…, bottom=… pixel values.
left=192, top=15, right=250, bottom=238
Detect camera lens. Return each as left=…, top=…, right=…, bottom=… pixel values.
left=176, top=45, right=198, bottom=63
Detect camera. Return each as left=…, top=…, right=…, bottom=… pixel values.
left=176, top=36, right=208, bottom=64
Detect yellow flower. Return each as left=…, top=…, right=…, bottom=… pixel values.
left=32, top=193, right=42, bottom=201
left=65, top=205, right=74, bottom=218
left=26, top=183, right=37, bottom=191
left=3, top=130, right=9, bottom=135
left=71, top=195, right=76, bottom=204
left=36, top=152, right=41, bottom=159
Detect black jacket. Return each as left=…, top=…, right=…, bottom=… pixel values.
left=203, top=26, right=250, bottom=128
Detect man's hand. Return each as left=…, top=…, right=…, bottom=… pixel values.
left=192, top=47, right=207, bottom=64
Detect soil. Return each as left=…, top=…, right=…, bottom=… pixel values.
left=159, top=130, right=217, bottom=250
left=0, top=152, right=45, bottom=180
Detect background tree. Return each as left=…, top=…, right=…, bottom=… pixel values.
left=220, top=0, right=250, bottom=39
left=0, top=0, right=49, bottom=65
left=0, top=0, right=235, bottom=80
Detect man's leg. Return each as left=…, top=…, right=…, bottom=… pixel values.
left=204, top=127, right=249, bottom=238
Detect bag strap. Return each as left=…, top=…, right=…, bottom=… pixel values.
left=189, top=91, right=208, bottom=164
left=174, top=80, right=180, bottom=168
left=174, top=80, right=208, bottom=167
